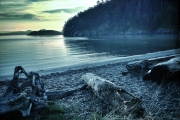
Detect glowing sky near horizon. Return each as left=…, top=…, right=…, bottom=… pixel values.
left=0, top=0, right=98, bottom=32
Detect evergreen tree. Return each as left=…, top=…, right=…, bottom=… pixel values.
left=63, top=0, right=179, bottom=36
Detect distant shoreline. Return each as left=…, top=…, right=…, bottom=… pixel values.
left=63, top=29, right=179, bottom=37
left=0, top=30, right=62, bottom=36
left=0, top=31, right=32, bottom=36
left=0, top=31, right=178, bottom=36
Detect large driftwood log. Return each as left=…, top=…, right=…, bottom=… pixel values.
left=82, top=73, right=146, bottom=118
left=0, top=66, right=47, bottom=116
left=143, top=57, right=180, bottom=83
left=126, top=55, right=176, bottom=72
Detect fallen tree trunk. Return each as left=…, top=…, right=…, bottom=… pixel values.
left=126, top=55, right=177, bottom=72
left=82, top=73, right=146, bottom=118
left=143, top=57, right=180, bottom=83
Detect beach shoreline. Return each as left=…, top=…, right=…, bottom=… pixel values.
left=0, top=49, right=179, bottom=80
left=0, top=49, right=179, bottom=119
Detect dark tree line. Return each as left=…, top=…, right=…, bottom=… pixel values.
left=63, top=0, right=179, bottom=36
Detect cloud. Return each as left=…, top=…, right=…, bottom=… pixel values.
left=0, top=0, right=98, bottom=31
left=42, top=7, right=85, bottom=13
left=0, top=1, right=30, bottom=15
left=0, top=13, right=40, bottom=21
left=27, top=0, right=51, bottom=2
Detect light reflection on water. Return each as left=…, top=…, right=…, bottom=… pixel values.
left=0, top=34, right=179, bottom=77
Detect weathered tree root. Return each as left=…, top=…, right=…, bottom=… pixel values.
left=0, top=66, right=88, bottom=117
left=0, top=66, right=47, bottom=116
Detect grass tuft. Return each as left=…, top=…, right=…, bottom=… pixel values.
left=26, top=101, right=69, bottom=120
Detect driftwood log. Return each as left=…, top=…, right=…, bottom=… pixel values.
left=0, top=66, right=87, bottom=117
left=143, top=57, right=180, bottom=83
left=82, top=73, right=146, bottom=118
left=46, top=84, right=87, bottom=100
left=126, top=55, right=180, bottom=83
left=126, top=55, right=176, bottom=72
left=0, top=66, right=47, bottom=116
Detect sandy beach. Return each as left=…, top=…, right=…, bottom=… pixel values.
left=0, top=49, right=180, bottom=119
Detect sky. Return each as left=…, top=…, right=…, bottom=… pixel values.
left=0, top=0, right=98, bottom=32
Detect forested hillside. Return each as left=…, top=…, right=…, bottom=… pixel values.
left=63, top=0, right=179, bottom=36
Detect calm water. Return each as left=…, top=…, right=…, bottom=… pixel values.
left=0, top=34, right=179, bottom=77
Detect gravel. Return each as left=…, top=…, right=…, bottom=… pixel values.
left=39, top=62, right=180, bottom=120
left=0, top=55, right=179, bottom=119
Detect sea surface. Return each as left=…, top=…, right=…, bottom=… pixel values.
left=0, top=34, right=179, bottom=78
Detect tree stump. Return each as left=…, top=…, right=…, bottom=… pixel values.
left=82, top=73, right=146, bottom=118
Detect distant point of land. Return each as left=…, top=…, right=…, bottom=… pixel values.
left=0, top=30, right=32, bottom=36
left=27, top=29, right=62, bottom=36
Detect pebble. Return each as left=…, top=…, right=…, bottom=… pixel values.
left=0, top=62, right=179, bottom=119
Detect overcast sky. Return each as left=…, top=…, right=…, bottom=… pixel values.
left=0, top=0, right=98, bottom=32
